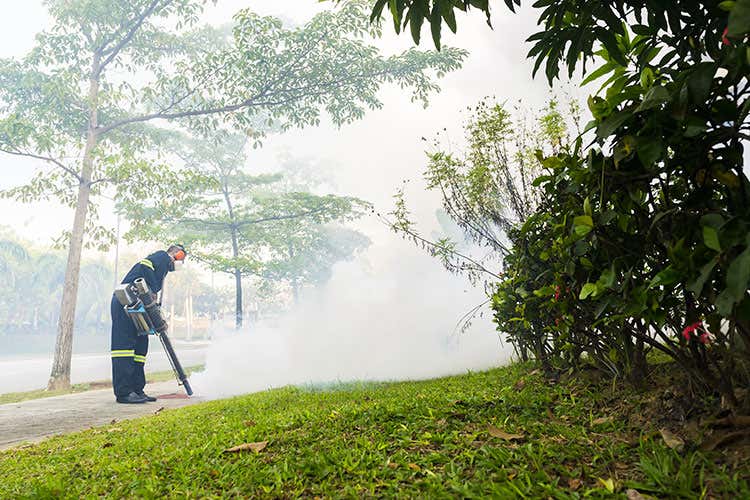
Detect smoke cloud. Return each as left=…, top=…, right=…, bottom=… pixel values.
left=191, top=233, right=511, bottom=399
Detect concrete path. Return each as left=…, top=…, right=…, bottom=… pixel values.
left=0, top=380, right=205, bottom=451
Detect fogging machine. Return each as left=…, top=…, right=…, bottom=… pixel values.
left=114, top=278, right=193, bottom=396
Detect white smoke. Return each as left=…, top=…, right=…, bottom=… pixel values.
left=190, top=235, right=511, bottom=399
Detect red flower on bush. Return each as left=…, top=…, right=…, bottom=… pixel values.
left=554, top=285, right=561, bottom=301
left=682, top=321, right=714, bottom=345
left=722, top=27, right=731, bottom=46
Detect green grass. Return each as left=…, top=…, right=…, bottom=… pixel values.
left=0, top=363, right=747, bottom=498
left=0, top=365, right=204, bottom=405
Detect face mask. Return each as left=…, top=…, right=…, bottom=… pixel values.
left=172, top=259, right=184, bottom=271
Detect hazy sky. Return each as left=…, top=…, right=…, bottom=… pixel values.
left=0, top=1, right=556, bottom=248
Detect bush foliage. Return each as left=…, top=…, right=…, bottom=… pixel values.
left=375, top=0, right=750, bottom=406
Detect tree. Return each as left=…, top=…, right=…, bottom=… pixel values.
left=385, top=98, right=575, bottom=285
left=260, top=222, right=372, bottom=304
left=253, top=155, right=372, bottom=304
left=0, top=0, right=465, bottom=389
left=123, top=133, right=371, bottom=329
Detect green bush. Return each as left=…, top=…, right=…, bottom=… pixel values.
left=492, top=1, right=750, bottom=405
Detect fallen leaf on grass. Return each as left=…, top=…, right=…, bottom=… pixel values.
left=659, top=428, right=684, bottom=451
left=568, top=478, right=582, bottom=491
left=513, top=379, right=526, bottom=390
left=223, top=441, right=268, bottom=454
left=488, top=425, right=524, bottom=441
left=626, top=488, right=650, bottom=500
left=107, top=427, right=123, bottom=433
left=598, top=477, right=615, bottom=493
left=386, top=462, right=398, bottom=469
left=592, top=416, right=613, bottom=426
left=407, top=463, right=421, bottom=471
left=528, top=369, right=541, bottom=376
left=244, top=420, right=257, bottom=427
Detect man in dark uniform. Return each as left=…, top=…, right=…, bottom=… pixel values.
left=111, top=244, right=186, bottom=404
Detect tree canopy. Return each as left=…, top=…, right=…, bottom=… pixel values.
left=122, top=133, right=371, bottom=328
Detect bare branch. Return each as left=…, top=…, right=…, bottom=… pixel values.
left=0, top=147, right=82, bottom=183
left=377, top=212, right=504, bottom=280
left=88, top=177, right=115, bottom=187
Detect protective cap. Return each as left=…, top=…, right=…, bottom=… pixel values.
left=169, top=243, right=187, bottom=261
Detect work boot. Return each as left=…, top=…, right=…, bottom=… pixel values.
left=116, top=391, right=148, bottom=404
left=137, top=391, right=157, bottom=402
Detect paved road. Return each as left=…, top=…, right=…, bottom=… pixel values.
left=0, top=380, right=205, bottom=450
left=0, top=341, right=208, bottom=394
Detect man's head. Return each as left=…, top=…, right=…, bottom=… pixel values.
left=167, top=244, right=187, bottom=271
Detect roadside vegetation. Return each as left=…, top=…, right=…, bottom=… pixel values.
left=1, top=362, right=748, bottom=498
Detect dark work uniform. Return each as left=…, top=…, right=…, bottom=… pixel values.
left=111, top=251, right=172, bottom=399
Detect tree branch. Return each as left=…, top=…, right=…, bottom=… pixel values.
left=97, top=0, right=173, bottom=77
left=235, top=206, right=333, bottom=227
left=0, top=147, right=82, bottom=183
left=377, top=212, right=504, bottom=280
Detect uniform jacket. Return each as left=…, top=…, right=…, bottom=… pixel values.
left=120, top=250, right=172, bottom=294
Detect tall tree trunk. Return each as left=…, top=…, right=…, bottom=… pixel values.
left=289, top=242, right=299, bottom=304
left=292, top=277, right=299, bottom=304
left=222, top=183, right=243, bottom=330
left=47, top=53, right=100, bottom=391
left=234, top=268, right=243, bottom=330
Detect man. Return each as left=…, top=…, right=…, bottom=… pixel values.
left=111, top=244, right=186, bottom=404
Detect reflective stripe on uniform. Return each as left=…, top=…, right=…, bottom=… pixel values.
left=111, top=349, right=135, bottom=358
left=133, top=355, right=147, bottom=363
left=140, top=259, right=154, bottom=270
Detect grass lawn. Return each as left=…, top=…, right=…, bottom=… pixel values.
left=0, top=365, right=204, bottom=405
left=0, top=362, right=747, bottom=498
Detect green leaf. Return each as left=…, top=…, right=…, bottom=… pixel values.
left=728, top=0, right=750, bottom=37
left=687, top=62, right=717, bottom=105
left=574, top=225, right=593, bottom=236
left=688, top=256, right=719, bottom=295
left=580, top=62, right=617, bottom=86
left=636, top=86, right=670, bottom=112
left=583, top=197, right=592, bottom=217
left=409, top=9, right=425, bottom=45
left=700, top=213, right=725, bottom=229
left=637, top=136, right=663, bottom=167
left=532, top=175, right=553, bottom=187
left=702, top=226, right=722, bottom=252
left=716, top=289, right=736, bottom=316
left=726, top=249, right=750, bottom=304
left=579, top=283, right=598, bottom=300
left=598, top=268, right=616, bottom=288
left=596, top=111, right=632, bottom=139
left=573, top=215, right=594, bottom=227
left=649, top=265, right=681, bottom=289
left=639, top=67, right=655, bottom=89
